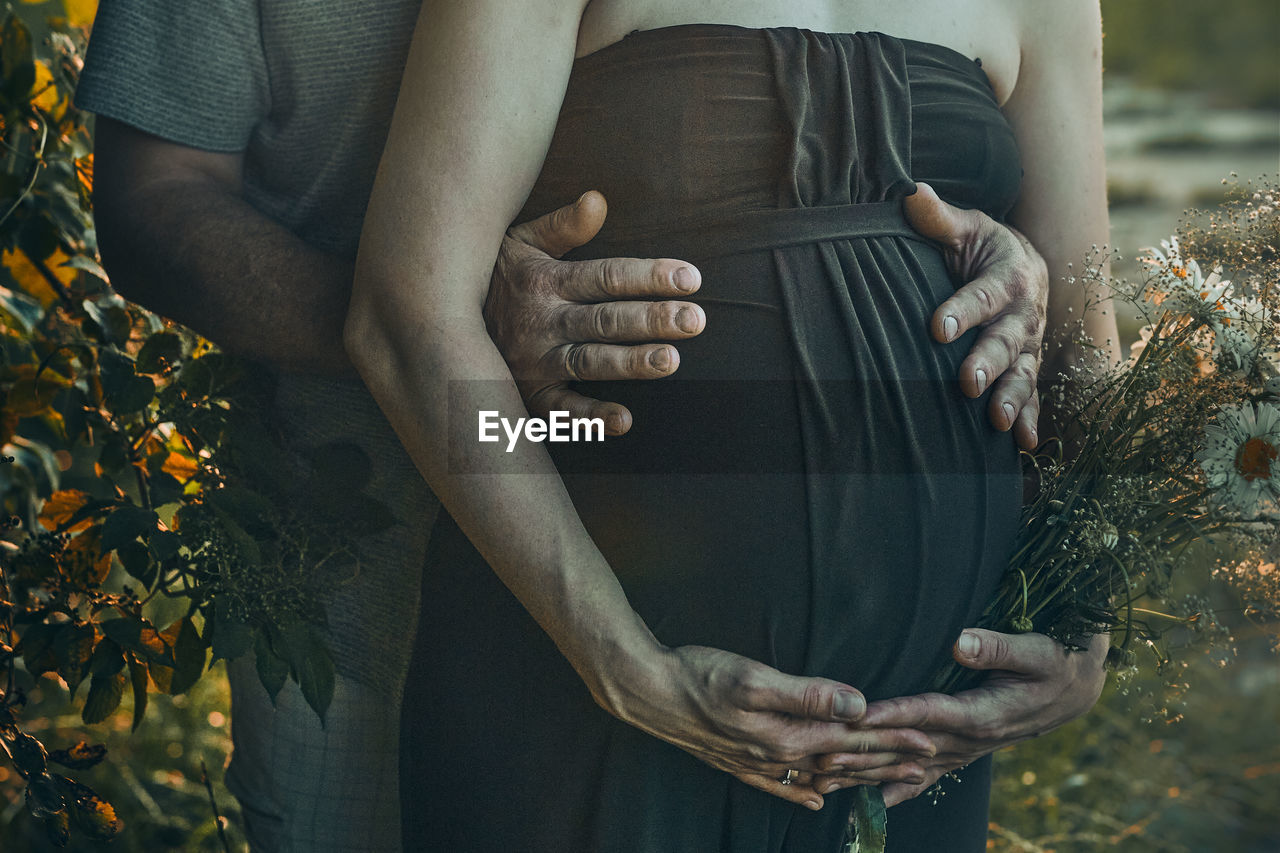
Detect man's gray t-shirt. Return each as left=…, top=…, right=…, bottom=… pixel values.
left=77, top=2, right=439, bottom=849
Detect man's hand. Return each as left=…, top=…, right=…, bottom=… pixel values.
left=904, top=183, right=1049, bottom=451
left=486, top=190, right=705, bottom=436
left=808, top=629, right=1108, bottom=803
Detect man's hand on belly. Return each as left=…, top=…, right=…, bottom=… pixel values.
left=486, top=190, right=706, bottom=436
left=904, top=182, right=1049, bottom=452
left=808, top=629, right=1109, bottom=804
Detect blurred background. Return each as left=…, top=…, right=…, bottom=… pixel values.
left=2, top=0, right=1278, bottom=850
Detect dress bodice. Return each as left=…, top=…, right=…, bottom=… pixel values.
left=519, top=24, right=1022, bottom=258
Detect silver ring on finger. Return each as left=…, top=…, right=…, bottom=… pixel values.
left=778, top=769, right=796, bottom=786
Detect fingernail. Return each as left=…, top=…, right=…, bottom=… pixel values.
left=958, top=630, right=980, bottom=659
left=673, top=266, right=697, bottom=292
left=974, top=369, right=988, bottom=394
left=820, top=781, right=840, bottom=795
left=805, top=800, right=822, bottom=811
left=648, top=347, right=671, bottom=371
left=675, top=307, right=699, bottom=333
left=1002, top=402, right=1016, bottom=426
left=833, top=690, right=865, bottom=721
left=943, top=315, right=958, bottom=342
left=574, top=191, right=590, bottom=210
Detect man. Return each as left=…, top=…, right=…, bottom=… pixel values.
left=76, top=1, right=1104, bottom=849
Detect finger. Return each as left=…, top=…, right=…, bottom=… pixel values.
left=734, top=670, right=868, bottom=723
left=861, top=693, right=972, bottom=733
left=811, top=761, right=929, bottom=794
left=735, top=771, right=825, bottom=811
left=506, top=190, right=609, bottom=260
left=554, top=255, right=702, bottom=303
left=881, top=767, right=950, bottom=809
left=547, top=342, right=681, bottom=382
left=982, top=351, right=1039, bottom=432
left=901, top=182, right=980, bottom=252
left=558, top=300, right=705, bottom=344
left=814, top=751, right=927, bottom=774
left=825, top=728, right=937, bottom=759
left=523, top=384, right=632, bottom=437
left=1010, top=377, right=1041, bottom=451
left=953, top=628, right=1063, bottom=676
left=955, top=312, right=1037, bottom=398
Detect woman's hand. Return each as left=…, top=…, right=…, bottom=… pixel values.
left=808, top=629, right=1108, bottom=805
left=599, top=644, right=937, bottom=810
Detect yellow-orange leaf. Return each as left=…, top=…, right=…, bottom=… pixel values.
left=62, top=526, right=112, bottom=586
left=30, top=60, right=60, bottom=114
left=39, top=488, right=92, bottom=532
left=61, top=0, right=98, bottom=29
left=1, top=248, right=76, bottom=309
left=160, top=450, right=198, bottom=481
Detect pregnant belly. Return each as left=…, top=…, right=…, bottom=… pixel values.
left=550, top=236, right=1022, bottom=697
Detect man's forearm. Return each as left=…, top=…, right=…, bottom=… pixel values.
left=96, top=176, right=355, bottom=377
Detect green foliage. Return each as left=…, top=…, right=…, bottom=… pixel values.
left=1101, top=0, right=1280, bottom=108
left=0, top=2, right=382, bottom=845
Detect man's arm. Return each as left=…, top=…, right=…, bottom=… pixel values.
left=92, top=120, right=705, bottom=399
left=93, top=118, right=356, bottom=375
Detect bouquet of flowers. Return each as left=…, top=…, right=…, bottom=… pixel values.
left=850, top=177, right=1280, bottom=852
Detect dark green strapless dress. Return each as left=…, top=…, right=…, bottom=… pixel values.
left=401, top=25, right=1023, bottom=853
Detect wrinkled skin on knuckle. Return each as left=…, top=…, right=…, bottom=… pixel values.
left=992, top=326, right=1023, bottom=366
left=599, top=257, right=626, bottom=298
left=799, top=682, right=829, bottom=720
left=589, top=304, right=619, bottom=341
left=563, top=344, right=590, bottom=382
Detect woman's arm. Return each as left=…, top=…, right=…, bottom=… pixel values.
left=1004, top=0, right=1121, bottom=393
left=346, top=0, right=934, bottom=808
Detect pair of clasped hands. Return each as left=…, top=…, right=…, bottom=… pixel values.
left=486, top=185, right=1109, bottom=811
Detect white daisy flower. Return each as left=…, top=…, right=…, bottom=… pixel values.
left=1198, top=402, right=1280, bottom=518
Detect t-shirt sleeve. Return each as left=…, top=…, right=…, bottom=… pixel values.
left=74, top=0, right=269, bottom=152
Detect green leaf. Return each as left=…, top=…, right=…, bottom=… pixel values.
left=53, top=622, right=96, bottom=696
left=82, top=670, right=127, bottom=724
left=127, top=655, right=149, bottom=731
left=135, top=331, right=184, bottom=374
left=167, top=616, right=207, bottom=695
left=95, top=348, right=135, bottom=398
left=210, top=596, right=255, bottom=663
left=3, top=731, right=48, bottom=777
left=272, top=616, right=334, bottom=724
left=81, top=300, right=132, bottom=346
left=106, top=374, right=155, bottom=415
left=147, top=529, right=181, bottom=562
left=47, top=742, right=107, bottom=771
left=1, top=14, right=36, bottom=112
left=100, top=504, right=159, bottom=552
left=849, top=786, right=888, bottom=853
left=211, top=505, right=261, bottom=566
left=116, top=540, right=155, bottom=587
left=87, top=638, right=125, bottom=678
left=208, top=484, right=275, bottom=538
left=60, top=254, right=110, bottom=284
left=254, top=629, right=288, bottom=705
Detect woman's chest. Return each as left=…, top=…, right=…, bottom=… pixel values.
left=578, top=0, right=1021, bottom=104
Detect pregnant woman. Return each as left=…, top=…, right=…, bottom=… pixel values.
left=346, top=1, right=1117, bottom=851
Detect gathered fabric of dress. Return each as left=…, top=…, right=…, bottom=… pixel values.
left=401, top=26, right=1023, bottom=853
